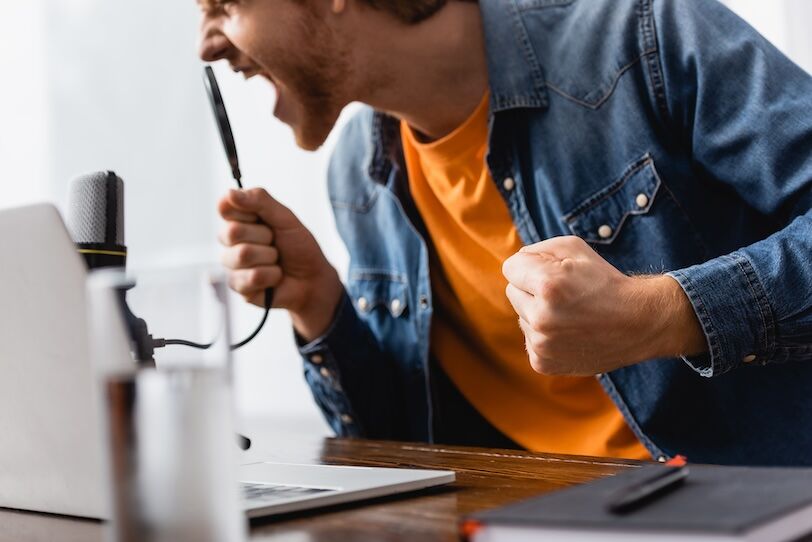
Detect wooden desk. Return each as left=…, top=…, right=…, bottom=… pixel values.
left=0, top=434, right=640, bottom=542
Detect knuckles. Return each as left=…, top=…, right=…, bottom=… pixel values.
left=534, top=278, right=562, bottom=305
left=527, top=331, right=551, bottom=355
left=525, top=309, right=550, bottom=334
left=246, top=268, right=265, bottom=288
left=236, top=244, right=255, bottom=264
left=245, top=187, right=271, bottom=206
left=223, top=222, right=243, bottom=245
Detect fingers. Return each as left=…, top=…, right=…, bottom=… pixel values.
left=227, top=266, right=283, bottom=301
left=219, top=221, right=274, bottom=247
left=502, top=252, right=557, bottom=295
left=218, top=196, right=259, bottom=224
left=518, top=317, right=546, bottom=374
left=519, top=235, right=588, bottom=259
left=220, top=188, right=299, bottom=229
left=221, top=244, right=279, bottom=270
left=505, top=283, right=534, bottom=323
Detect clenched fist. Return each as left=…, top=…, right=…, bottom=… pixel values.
left=218, top=188, right=343, bottom=341
left=502, top=236, right=706, bottom=376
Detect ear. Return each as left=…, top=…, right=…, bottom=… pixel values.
left=331, top=0, right=347, bottom=15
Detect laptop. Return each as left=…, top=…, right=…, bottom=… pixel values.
left=0, top=203, right=454, bottom=520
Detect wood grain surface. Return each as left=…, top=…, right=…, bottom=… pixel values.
left=0, top=428, right=643, bottom=542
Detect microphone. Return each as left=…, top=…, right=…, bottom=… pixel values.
left=68, top=171, right=253, bottom=451
left=66, top=171, right=127, bottom=270
left=67, top=171, right=158, bottom=365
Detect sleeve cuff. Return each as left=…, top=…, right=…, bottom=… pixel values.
left=667, top=252, right=776, bottom=377
left=295, top=291, right=363, bottom=436
left=295, top=290, right=358, bottom=359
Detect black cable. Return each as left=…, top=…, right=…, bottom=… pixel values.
left=159, top=287, right=273, bottom=351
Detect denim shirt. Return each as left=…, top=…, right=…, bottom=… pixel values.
left=298, top=0, right=812, bottom=466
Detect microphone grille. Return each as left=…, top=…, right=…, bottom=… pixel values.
left=66, top=171, right=125, bottom=246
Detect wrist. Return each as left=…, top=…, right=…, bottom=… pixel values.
left=639, top=275, right=707, bottom=360
left=290, top=267, right=344, bottom=343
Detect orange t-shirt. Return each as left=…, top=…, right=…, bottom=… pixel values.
left=400, top=94, right=650, bottom=460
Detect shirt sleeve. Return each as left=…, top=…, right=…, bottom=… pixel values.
left=653, top=0, right=812, bottom=376
left=296, top=289, right=407, bottom=438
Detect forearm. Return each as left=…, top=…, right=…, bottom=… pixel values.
left=635, top=275, right=707, bottom=361
left=289, top=266, right=344, bottom=342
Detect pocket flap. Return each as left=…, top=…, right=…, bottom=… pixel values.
left=347, top=270, right=409, bottom=318
left=563, top=155, right=662, bottom=244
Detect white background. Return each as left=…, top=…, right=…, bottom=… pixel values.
left=0, top=1, right=809, bottom=437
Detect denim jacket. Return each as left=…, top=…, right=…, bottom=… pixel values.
left=298, top=0, right=812, bottom=466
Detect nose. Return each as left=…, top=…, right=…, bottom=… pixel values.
left=199, top=25, right=232, bottom=62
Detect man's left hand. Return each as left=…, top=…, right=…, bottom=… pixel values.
left=502, top=236, right=706, bottom=376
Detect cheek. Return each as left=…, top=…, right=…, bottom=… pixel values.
left=222, top=14, right=258, bottom=57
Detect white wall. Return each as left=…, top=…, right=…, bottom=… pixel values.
left=0, top=0, right=808, bottom=438
left=723, top=0, right=812, bottom=73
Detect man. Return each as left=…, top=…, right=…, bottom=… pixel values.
left=199, top=0, right=812, bottom=465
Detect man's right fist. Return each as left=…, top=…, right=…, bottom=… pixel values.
left=217, top=188, right=343, bottom=341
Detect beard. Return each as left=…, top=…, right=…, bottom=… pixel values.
left=270, top=12, right=351, bottom=151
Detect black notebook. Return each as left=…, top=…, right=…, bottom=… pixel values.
left=462, top=464, right=812, bottom=542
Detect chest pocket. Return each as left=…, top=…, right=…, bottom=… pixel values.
left=347, top=270, right=409, bottom=320
left=563, top=154, right=661, bottom=245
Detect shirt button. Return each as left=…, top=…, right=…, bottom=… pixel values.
left=502, top=177, right=516, bottom=192
left=743, top=354, right=757, bottom=364
left=311, top=354, right=324, bottom=365
left=320, top=367, right=331, bottom=379
left=598, top=225, right=614, bottom=239
left=340, top=414, right=353, bottom=424
left=419, top=296, right=430, bottom=310
left=390, top=298, right=402, bottom=315
left=635, top=193, right=650, bottom=208
left=357, top=297, right=369, bottom=312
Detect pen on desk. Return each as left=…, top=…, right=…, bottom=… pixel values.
left=607, top=462, right=689, bottom=514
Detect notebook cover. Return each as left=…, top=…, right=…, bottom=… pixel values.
left=467, top=464, right=812, bottom=535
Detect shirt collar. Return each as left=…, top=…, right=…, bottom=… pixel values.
left=367, top=0, right=549, bottom=183
left=480, top=0, right=549, bottom=113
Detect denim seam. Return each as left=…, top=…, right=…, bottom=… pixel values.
left=509, top=0, right=548, bottom=96
left=517, top=0, right=575, bottom=11
left=668, top=268, right=727, bottom=377
left=492, top=96, right=548, bottom=111
left=300, top=295, right=366, bottom=435
left=504, top=161, right=543, bottom=245
left=598, top=374, right=662, bottom=459
left=567, top=177, right=662, bottom=245
left=734, top=254, right=776, bottom=361
left=563, top=154, right=654, bottom=221
left=545, top=49, right=657, bottom=110
left=349, top=270, right=409, bottom=283
left=638, top=0, right=671, bottom=122
left=330, top=185, right=380, bottom=213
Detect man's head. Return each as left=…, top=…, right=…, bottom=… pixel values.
left=198, top=0, right=471, bottom=150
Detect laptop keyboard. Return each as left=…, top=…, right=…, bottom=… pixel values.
left=241, top=482, right=336, bottom=504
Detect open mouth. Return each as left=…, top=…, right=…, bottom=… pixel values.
left=233, top=66, right=259, bottom=80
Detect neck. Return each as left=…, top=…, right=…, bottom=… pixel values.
left=349, top=3, right=489, bottom=141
